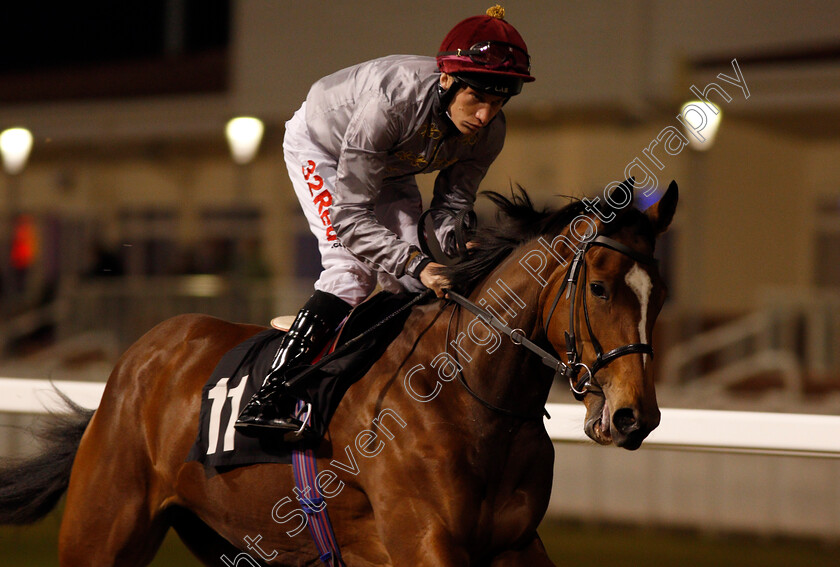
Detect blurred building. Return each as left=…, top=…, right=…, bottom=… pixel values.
left=0, top=1, right=839, bottom=399
left=1, top=1, right=840, bottom=548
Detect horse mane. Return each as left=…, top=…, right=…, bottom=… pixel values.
left=441, top=187, right=656, bottom=293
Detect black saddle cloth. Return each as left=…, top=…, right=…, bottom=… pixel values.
left=187, top=291, right=420, bottom=469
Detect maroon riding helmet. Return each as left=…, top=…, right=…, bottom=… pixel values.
left=436, top=5, right=535, bottom=97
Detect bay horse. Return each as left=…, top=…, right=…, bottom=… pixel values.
left=0, top=180, right=677, bottom=566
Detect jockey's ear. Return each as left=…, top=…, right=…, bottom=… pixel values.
left=645, top=180, right=679, bottom=234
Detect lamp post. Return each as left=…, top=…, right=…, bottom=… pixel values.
left=225, top=117, right=264, bottom=167
left=224, top=117, right=265, bottom=319
left=680, top=101, right=722, bottom=152
left=1, top=127, right=34, bottom=214
left=680, top=101, right=722, bottom=381
left=226, top=116, right=264, bottom=199
left=0, top=127, right=34, bottom=175
left=0, top=127, right=34, bottom=311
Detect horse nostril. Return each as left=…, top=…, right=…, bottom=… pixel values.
left=612, top=407, right=639, bottom=435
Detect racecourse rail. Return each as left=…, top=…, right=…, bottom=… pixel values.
left=3, top=378, right=839, bottom=459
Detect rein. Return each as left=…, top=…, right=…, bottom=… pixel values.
left=446, top=291, right=554, bottom=420
left=417, top=207, right=476, bottom=265
left=446, top=234, right=658, bottom=416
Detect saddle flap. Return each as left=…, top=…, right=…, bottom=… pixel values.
left=271, top=316, right=296, bottom=331
left=188, top=291, right=419, bottom=470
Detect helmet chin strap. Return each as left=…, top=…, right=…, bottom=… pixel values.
left=436, top=74, right=509, bottom=130
left=437, top=76, right=464, bottom=119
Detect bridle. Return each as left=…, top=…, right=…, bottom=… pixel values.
left=447, top=234, right=658, bottom=416
left=543, top=235, right=657, bottom=400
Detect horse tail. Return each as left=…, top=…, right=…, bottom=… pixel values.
left=0, top=389, right=94, bottom=525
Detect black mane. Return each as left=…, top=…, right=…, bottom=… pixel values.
left=441, top=188, right=655, bottom=293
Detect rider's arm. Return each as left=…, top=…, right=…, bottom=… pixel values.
left=429, top=114, right=506, bottom=255
left=328, top=94, right=426, bottom=279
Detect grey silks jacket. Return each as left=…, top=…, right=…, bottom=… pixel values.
left=303, top=54, right=506, bottom=279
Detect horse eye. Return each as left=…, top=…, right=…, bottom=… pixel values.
left=589, top=282, right=608, bottom=299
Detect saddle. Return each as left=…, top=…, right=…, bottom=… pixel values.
left=187, top=291, right=420, bottom=469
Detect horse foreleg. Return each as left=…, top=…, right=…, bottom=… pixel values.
left=367, top=509, right=469, bottom=567
left=390, top=530, right=471, bottom=566
left=488, top=533, right=556, bottom=567
left=377, top=526, right=555, bottom=567
left=169, top=507, right=271, bottom=567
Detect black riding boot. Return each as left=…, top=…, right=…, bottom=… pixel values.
left=234, top=290, right=351, bottom=438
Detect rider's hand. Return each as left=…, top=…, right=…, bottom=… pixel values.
left=419, top=262, right=450, bottom=298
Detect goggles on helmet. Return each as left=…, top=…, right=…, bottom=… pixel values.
left=438, top=41, right=531, bottom=74
left=454, top=73, right=522, bottom=97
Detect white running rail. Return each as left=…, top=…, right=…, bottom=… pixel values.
left=4, top=378, right=840, bottom=459
left=1, top=378, right=106, bottom=414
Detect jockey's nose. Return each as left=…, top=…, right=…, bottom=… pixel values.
left=475, top=106, right=490, bottom=125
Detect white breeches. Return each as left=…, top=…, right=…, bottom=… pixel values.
left=283, top=104, right=425, bottom=307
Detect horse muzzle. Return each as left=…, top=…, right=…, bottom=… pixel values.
left=583, top=394, right=660, bottom=450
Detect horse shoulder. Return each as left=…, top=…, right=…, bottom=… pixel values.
left=488, top=423, right=555, bottom=548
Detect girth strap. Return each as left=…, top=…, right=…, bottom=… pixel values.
left=291, top=425, right=346, bottom=567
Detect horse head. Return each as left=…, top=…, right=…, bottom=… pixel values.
left=445, top=179, right=677, bottom=450
left=540, top=179, right=678, bottom=449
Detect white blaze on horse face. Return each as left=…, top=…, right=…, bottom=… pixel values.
left=624, top=263, right=652, bottom=368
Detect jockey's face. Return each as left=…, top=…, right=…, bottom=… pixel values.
left=440, top=73, right=506, bottom=135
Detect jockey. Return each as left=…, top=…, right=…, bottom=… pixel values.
left=235, top=5, right=534, bottom=437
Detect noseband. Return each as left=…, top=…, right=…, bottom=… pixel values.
left=447, top=234, right=657, bottom=409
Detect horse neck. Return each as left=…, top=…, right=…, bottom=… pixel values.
left=452, top=246, right=557, bottom=423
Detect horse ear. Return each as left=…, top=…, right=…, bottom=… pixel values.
left=646, top=180, right=678, bottom=234
left=610, top=176, right=635, bottom=209
left=599, top=177, right=636, bottom=221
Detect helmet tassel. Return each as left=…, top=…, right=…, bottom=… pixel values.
left=486, top=5, right=505, bottom=19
